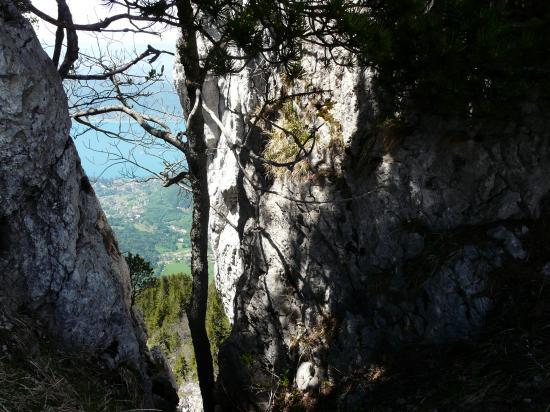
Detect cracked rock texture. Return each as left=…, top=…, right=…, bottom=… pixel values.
left=177, top=45, right=550, bottom=411
left=0, top=4, right=177, bottom=409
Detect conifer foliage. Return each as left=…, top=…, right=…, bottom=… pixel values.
left=135, top=273, right=230, bottom=384
left=126, top=253, right=157, bottom=305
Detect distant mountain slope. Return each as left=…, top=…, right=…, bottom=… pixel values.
left=93, top=179, right=193, bottom=275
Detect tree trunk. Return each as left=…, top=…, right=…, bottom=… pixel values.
left=189, top=169, right=215, bottom=412
left=175, top=0, right=215, bottom=410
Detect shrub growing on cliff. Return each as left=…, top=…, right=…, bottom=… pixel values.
left=330, top=0, right=550, bottom=118
left=264, top=101, right=313, bottom=178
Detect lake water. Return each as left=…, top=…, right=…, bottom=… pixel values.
left=72, top=89, right=185, bottom=179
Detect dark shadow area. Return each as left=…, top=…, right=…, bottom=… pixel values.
left=315, top=267, right=550, bottom=411
left=0, top=215, right=10, bottom=255
left=314, top=200, right=550, bottom=411
left=217, top=35, right=550, bottom=408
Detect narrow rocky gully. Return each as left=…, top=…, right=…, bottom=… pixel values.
left=1, top=1, right=550, bottom=411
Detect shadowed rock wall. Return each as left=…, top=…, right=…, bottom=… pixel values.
left=173, top=40, right=550, bottom=409
left=0, top=2, right=177, bottom=409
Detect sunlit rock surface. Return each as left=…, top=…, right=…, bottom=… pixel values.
left=0, top=3, right=177, bottom=409
left=175, top=36, right=550, bottom=412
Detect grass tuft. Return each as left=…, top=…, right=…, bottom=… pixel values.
left=0, top=309, right=143, bottom=412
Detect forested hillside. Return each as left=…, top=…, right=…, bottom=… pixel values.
left=134, top=273, right=230, bottom=405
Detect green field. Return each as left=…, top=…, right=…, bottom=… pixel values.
left=160, top=261, right=191, bottom=276
left=160, top=261, right=215, bottom=279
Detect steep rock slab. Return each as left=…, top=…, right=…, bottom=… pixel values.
left=175, top=44, right=550, bottom=409
left=0, top=3, right=177, bottom=409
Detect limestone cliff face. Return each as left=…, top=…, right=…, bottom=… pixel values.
left=0, top=4, right=177, bottom=409
left=177, top=46, right=550, bottom=409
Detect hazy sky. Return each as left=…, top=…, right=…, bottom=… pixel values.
left=32, top=0, right=179, bottom=55
left=30, top=0, right=183, bottom=179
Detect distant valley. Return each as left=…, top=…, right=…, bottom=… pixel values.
left=92, top=179, right=205, bottom=276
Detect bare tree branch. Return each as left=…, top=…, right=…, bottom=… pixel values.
left=161, top=170, right=188, bottom=187
left=27, top=2, right=178, bottom=31
left=72, top=104, right=187, bottom=152
left=65, top=45, right=173, bottom=80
